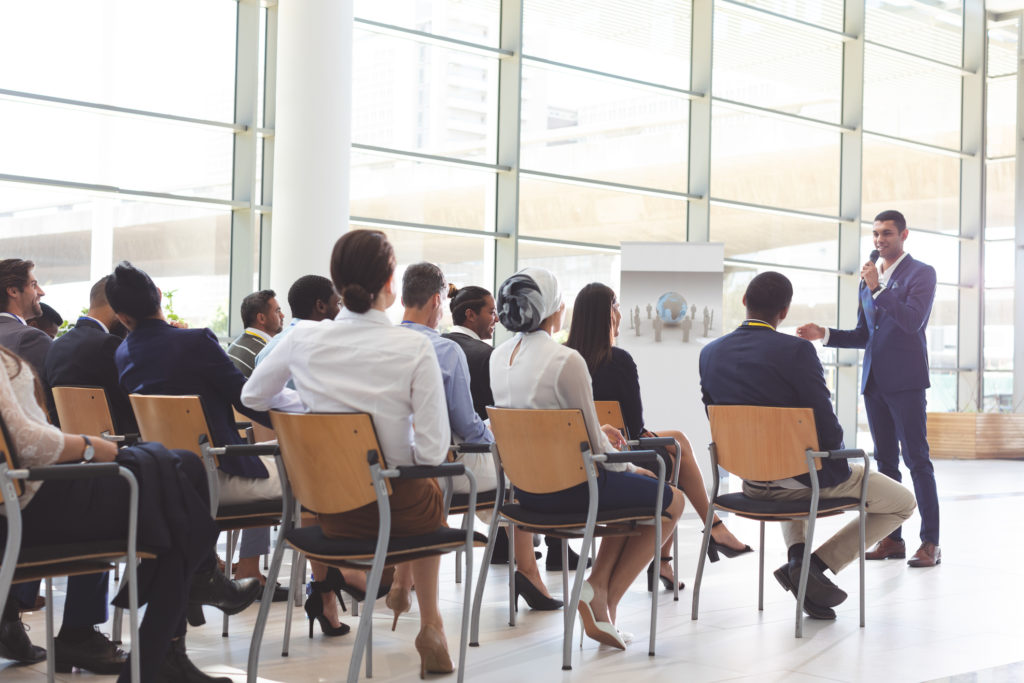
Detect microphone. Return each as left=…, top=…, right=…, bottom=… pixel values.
left=869, top=249, right=880, bottom=263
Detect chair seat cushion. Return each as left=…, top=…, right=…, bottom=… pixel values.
left=499, top=503, right=667, bottom=530
left=714, top=492, right=860, bottom=518
left=449, top=489, right=498, bottom=511
left=217, top=499, right=282, bottom=519
left=285, top=526, right=487, bottom=561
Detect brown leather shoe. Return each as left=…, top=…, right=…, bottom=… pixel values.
left=865, top=537, right=905, bottom=560
left=907, top=542, right=940, bottom=568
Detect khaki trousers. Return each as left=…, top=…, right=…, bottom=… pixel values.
left=743, top=464, right=916, bottom=573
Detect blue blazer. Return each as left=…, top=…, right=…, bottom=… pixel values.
left=699, top=323, right=850, bottom=488
left=826, top=254, right=936, bottom=394
left=114, top=318, right=271, bottom=479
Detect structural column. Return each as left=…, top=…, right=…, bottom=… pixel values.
left=269, top=0, right=354, bottom=302
left=687, top=0, right=713, bottom=243
left=1014, top=16, right=1024, bottom=410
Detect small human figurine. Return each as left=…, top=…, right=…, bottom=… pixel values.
left=646, top=303, right=652, bottom=319
left=681, top=315, right=692, bottom=342
left=653, top=315, right=663, bottom=342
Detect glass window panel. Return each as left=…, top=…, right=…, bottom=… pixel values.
left=734, top=0, right=844, bottom=31
left=927, top=284, right=959, bottom=370
left=713, top=4, right=843, bottom=123
left=987, top=76, right=1018, bottom=159
left=353, top=0, right=501, bottom=47
left=711, top=110, right=840, bottom=214
left=711, top=206, right=839, bottom=269
left=862, top=138, right=960, bottom=234
left=988, top=22, right=1019, bottom=78
left=984, top=288, right=1013, bottom=371
left=0, top=99, right=233, bottom=199
left=0, top=0, right=236, bottom=121
left=350, top=152, right=495, bottom=231
left=983, top=371, right=1014, bottom=412
left=925, top=370, right=959, bottom=412
left=984, top=240, right=1014, bottom=288
left=0, top=182, right=231, bottom=329
left=859, top=227, right=959, bottom=281
left=986, top=159, right=1015, bottom=240
left=522, top=0, right=691, bottom=90
left=519, top=66, right=688, bottom=192
left=866, top=2, right=963, bottom=67
left=723, top=264, right=838, bottom=366
left=517, top=241, right=621, bottom=338
left=864, top=46, right=961, bottom=148
left=352, top=31, right=499, bottom=163
left=519, top=177, right=686, bottom=245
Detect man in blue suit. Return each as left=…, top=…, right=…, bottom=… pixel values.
left=701, top=271, right=915, bottom=620
left=106, top=262, right=301, bottom=598
left=798, top=210, right=940, bottom=568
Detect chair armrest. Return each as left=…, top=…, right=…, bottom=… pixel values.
left=450, top=442, right=492, bottom=454
left=234, top=421, right=253, bottom=431
left=395, top=463, right=467, bottom=480
left=825, top=448, right=867, bottom=460
left=21, top=462, right=122, bottom=481
left=218, top=444, right=280, bottom=457
left=633, top=436, right=676, bottom=448
left=603, top=449, right=661, bottom=468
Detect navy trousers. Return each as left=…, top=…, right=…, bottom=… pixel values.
left=863, top=383, right=939, bottom=544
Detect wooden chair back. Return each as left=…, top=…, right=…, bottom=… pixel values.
left=269, top=411, right=391, bottom=515
left=129, top=394, right=212, bottom=459
left=487, top=408, right=594, bottom=495
left=708, top=405, right=820, bottom=481
left=233, top=408, right=276, bottom=443
left=0, top=418, right=23, bottom=500
left=593, top=401, right=626, bottom=433
left=52, top=386, right=116, bottom=436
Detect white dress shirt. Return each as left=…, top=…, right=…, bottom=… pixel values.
left=447, top=324, right=481, bottom=341
left=241, top=308, right=450, bottom=468
left=490, top=330, right=628, bottom=471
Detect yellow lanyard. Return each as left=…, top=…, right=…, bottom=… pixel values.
left=741, top=320, right=775, bottom=330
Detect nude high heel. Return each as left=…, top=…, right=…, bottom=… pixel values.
left=414, top=623, right=453, bottom=678
left=385, top=586, right=412, bottom=631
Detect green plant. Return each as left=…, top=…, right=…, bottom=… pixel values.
left=162, top=289, right=185, bottom=325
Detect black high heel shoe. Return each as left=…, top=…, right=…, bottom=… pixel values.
left=704, top=520, right=753, bottom=563
left=513, top=571, right=563, bottom=611
left=646, top=557, right=685, bottom=592
left=304, top=584, right=351, bottom=638
left=323, top=567, right=390, bottom=612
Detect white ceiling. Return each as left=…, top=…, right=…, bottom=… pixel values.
left=988, top=0, right=1024, bottom=14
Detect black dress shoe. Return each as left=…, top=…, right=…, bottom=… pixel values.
left=773, top=566, right=836, bottom=620
left=54, top=628, right=128, bottom=675
left=155, top=638, right=231, bottom=683
left=544, top=538, right=592, bottom=572
left=189, top=568, right=262, bottom=615
left=255, top=582, right=290, bottom=602
left=0, top=615, right=46, bottom=664
left=787, top=561, right=847, bottom=608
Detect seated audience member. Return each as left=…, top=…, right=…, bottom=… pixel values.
left=0, top=259, right=52, bottom=379
left=400, top=264, right=559, bottom=611
left=26, top=302, right=63, bottom=339
left=699, top=271, right=917, bottom=620
left=44, top=276, right=137, bottom=434
left=243, top=230, right=458, bottom=676
left=566, top=283, right=751, bottom=592
left=106, top=262, right=298, bottom=600
left=255, top=275, right=340, bottom=367
left=489, top=267, right=685, bottom=650
left=226, top=290, right=284, bottom=377
left=441, top=286, right=497, bottom=421
left=0, top=346, right=260, bottom=682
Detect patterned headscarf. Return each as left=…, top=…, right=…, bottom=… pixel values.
left=496, top=267, right=562, bottom=333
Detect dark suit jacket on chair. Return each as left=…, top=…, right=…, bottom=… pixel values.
left=114, top=318, right=270, bottom=479
left=699, top=322, right=850, bottom=488
left=825, top=254, right=936, bottom=394
left=44, top=316, right=138, bottom=433
left=0, top=314, right=52, bottom=379
left=442, top=331, right=494, bottom=422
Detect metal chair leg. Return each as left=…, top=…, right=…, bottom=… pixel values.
left=45, top=578, right=55, bottom=683
left=111, top=565, right=129, bottom=644
left=223, top=529, right=238, bottom=637
left=691, top=505, right=717, bottom=620
left=507, top=523, right=516, bottom=627
left=758, top=522, right=766, bottom=610
left=470, top=514, right=502, bottom=646
left=247, top=527, right=290, bottom=682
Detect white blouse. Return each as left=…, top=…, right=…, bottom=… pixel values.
left=242, top=308, right=450, bottom=468
left=489, top=330, right=627, bottom=471
left=0, top=353, right=66, bottom=509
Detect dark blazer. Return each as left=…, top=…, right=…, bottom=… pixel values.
left=0, top=314, right=52, bottom=379
left=114, top=318, right=270, bottom=479
left=44, top=317, right=138, bottom=434
left=590, top=346, right=646, bottom=440
left=441, top=331, right=494, bottom=421
left=826, top=254, right=936, bottom=394
left=699, top=323, right=850, bottom=488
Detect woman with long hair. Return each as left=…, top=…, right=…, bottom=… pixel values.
left=489, top=267, right=685, bottom=650
left=243, top=229, right=456, bottom=677
left=566, top=283, right=752, bottom=591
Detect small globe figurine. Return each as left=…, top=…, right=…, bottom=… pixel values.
left=656, top=292, right=688, bottom=325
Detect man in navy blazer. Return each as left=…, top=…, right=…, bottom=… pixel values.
left=798, top=210, right=940, bottom=568
left=106, top=262, right=300, bottom=595
left=701, top=271, right=915, bottom=620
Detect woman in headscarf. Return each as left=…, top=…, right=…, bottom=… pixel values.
left=489, top=267, right=685, bottom=651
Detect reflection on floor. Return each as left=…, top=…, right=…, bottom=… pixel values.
left=3, top=459, right=1022, bottom=682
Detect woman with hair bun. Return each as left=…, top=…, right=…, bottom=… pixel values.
left=243, top=229, right=456, bottom=677
left=489, top=267, right=685, bottom=651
